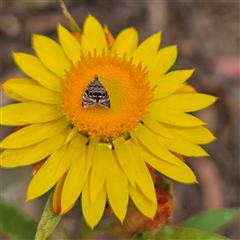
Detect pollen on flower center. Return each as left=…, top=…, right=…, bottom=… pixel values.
left=61, top=52, right=153, bottom=139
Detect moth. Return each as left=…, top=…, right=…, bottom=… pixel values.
left=82, top=75, right=110, bottom=109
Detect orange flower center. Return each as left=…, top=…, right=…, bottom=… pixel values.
left=61, top=52, right=153, bottom=139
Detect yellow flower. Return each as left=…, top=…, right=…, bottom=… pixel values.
left=0, top=15, right=216, bottom=228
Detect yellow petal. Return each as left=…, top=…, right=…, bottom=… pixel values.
left=132, top=32, right=162, bottom=67
left=0, top=102, right=62, bottom=126
left=106, top=147, right=128, bottom=223
left=1, top=127, right=71, bottom=168
left=147, top=105, right=205, bottom=127
left=82, top=15, right=108, bottom=55
left=150, top=69, right=195, bottom=86
left=2, top=80, right=61, bottom=104
left=86, top=138, right=100, bottom=172
left=89, top=143, right=110, bottom=203
left=153, top=93, right=218, bottom=112
left=53, top=173, right=68, bottom=214
left=2, top=79, right=31, bottom=102
left=2, top=78, right=38, bottom=102
left=3, top=77, right=61, bottom=104
left=129, top=183, right=157, bottom=219
left=27, top=144, right=69, bottom=200
left=142, top=117, right=173, bottom=139
left=57, top=23, right=81, bottom=64
left=32, top=34, right=70, bottom=77
left=12, top=53, right=62, bottom=92
left=82, top=176, right=107, bottom=228
left=113, top=136, right=136, bottom=186
left=153, top=83, right=184, bottom=100
left=162, top=124, right=216, bottom=144
left=175, top=84, right=197, bottom=94
left=140, top=148, right=198, bottom=183
left=126, top=140, right=156, bottom=204
left=128, top=127, right=140, bottom=147
left=64, top=127, right=78, bottom=144
left=0, top=117, right=69, bottom=149
left=81, top=35, right=94, bottom=55
left=21, top=127, right=72, bottom=166
left=156, top=130, right=209, bottom=157
left=103, top=25, right=115, bottom=49
left=148, top=45, right=178, bottom=79
left=0, top=145, right=36, bottom=168
left=61, top=146, right=88, bottom=213
left=111, top=27, right=138, bottom=59
left=27, top=133, right=87, bottom=200
left=133, top=124, right=180, bottom=165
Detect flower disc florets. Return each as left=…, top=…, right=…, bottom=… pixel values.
left=61, top=51, right=153, bottom=139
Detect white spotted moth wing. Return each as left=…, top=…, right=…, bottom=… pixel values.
left=82, top=75, right=110, bottom=109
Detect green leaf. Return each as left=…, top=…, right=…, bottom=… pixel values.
left=133, top=230, right=154, bottom=240
left=180, top=208, right=240, bottom=232
left=156, top=226, right=231, bottom=240
left=35, top=192, right=61, bottom=240
left=0, top=196, right=37, bottom=239
left=59, top=0, right=81, bottom=32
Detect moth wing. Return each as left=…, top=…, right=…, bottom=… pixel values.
left=82, top=75, right=110, bottom=109
left=98, top=93, right=110, bottom=109
left=82, top=91, right=97, bottom=108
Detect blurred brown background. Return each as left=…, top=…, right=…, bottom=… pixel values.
left=0, top=1, right=239, bottom=239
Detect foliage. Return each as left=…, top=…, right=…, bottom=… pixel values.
left=0, top=194, right=238, bottom=239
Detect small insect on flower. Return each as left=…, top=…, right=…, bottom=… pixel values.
left=82, top=75, right=110, bottom=109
